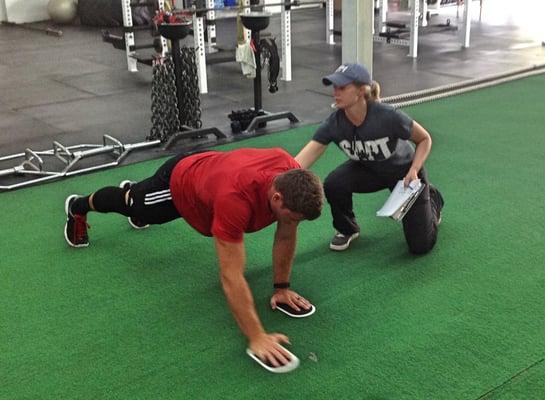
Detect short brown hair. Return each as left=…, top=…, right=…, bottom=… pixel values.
left=273, top=169, right=323, bottom=220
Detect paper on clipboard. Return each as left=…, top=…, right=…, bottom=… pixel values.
left=376, top=179, right=424, bottom=221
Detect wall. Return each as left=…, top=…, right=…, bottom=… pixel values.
left=0, top=0, right=7, bottom=21
left=4, top=0, right=49, bottom=23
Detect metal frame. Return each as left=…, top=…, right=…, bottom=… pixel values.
left=377, top=0, right=387, bottom=34
left=193, top=0, right=250, bottom=94
left=206, top=0, right=217, bottom=50
left=241, top=111, right=300, bottom=135
left=462, top=0, right=472, bottom=48
left=325, top=0, right=335, bottom=45
left=121, top=0, right=138, bottom=72
left=280, top=4, right=292, bottom=81
left=113, top=1, right=323, bottom=93
left=409, top=0, right=419, bottom=58
left=193, top=11, right=208, bottom=93
left=163, top=126, right=227, bottom=149
left=333, top=0, right=472, bottom=58
left=193, top=1, right=324, bottom=93
left=121, top=0, right=168, bottom=72
left=0, top=136, right=161, bottom=191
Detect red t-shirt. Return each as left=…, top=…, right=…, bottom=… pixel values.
left=169, top=148, right=301, bottom=242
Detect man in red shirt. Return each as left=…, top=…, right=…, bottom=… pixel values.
left=64, top=147, right=323, bottom=368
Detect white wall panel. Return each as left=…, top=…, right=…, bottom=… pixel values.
left=5, top=0, right=49, bottom=23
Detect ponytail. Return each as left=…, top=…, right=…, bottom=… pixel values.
left=363, top=80, right=381, bottom=102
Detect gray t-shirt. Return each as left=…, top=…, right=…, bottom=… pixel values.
left=313, top=102, right=415, bottom=174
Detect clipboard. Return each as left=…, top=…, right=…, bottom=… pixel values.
left=377, top=179, right=424, bottom=221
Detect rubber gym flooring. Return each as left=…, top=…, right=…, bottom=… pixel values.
left=2, top=72, right=544, bottom=399
left=1, top=2, right=545, bottom=164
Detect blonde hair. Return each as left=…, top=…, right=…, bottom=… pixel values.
left=362, top=80, right=381, bottom=102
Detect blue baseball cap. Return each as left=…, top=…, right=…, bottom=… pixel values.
left=322, top=63, right=372, bottom=86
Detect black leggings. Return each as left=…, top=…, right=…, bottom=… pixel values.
left=323, top=160, right=441, bottom=255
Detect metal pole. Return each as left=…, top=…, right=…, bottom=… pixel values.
left=462, top=0, right=472, bottom=48
left=242, top=0, right=251, bottom=42
left=121, top=0, right=138, bottom=72
left=378, top=0, right=387, bottom=33
left=280, top=2, right=292, bottom=81
left=421, top=0, right=428, bottom=27
left=253, top=29, right=263, bottom=111
left=206, top=0, right=217, bottom=50
left=408, top=0, right=419, bottom=58
left=158, top=0, right=169, bottom=57
left=189, top=0, right=325, bottom=14
left=193, top=13, right=208, bottom=93
left=326, top=0, right=335, bottom=45
left=341, top=0, right=373, bottom=72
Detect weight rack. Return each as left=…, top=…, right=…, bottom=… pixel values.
left=0, top=135, right=161, bottom=191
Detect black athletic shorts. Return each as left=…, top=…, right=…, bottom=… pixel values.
left=127, top=153, right=189, bottom=225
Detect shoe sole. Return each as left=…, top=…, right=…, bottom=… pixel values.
left=119, top=180, right=149, bottom=230
left=119, top=180, right=133, bottom=191
left=329, top=232, right=359, bottom=251
left=64, top=194, right=89, bottom=248
left=430, top=185, right=444, bottom=225
left=128, top=218, right=149, bottom=230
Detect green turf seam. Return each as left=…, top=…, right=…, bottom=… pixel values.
left=474, top=358, right=545, bottom=400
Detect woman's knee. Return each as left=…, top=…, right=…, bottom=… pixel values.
left=407, top=236, right=436, bottom=255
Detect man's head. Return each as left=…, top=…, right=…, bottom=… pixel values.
left=270, top=169, right=323, bottom=222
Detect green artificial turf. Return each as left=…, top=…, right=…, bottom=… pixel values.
left=1, top=74, right=544, bottom=399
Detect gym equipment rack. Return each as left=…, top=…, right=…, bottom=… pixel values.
left=102, top=0, right=169, bottom=70
left=228, top=12, right=299, bottom=135
left=327, top=0, right=475, bottom=58
left=106, top=0, right=325, bottom=93
left=191, top=0, right=325, bottom=93
left=0, top=135, right=161, bottom=191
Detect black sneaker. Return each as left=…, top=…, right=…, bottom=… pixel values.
left=119, top=180, right=149, bottom=230
left=329, top=231, right=359, bottom=251
left=64, top=194, right=89, bottom=248
left=429, top=185, right=444, bottom=225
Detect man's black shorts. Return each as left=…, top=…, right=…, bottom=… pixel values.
left=127, top=154, right=188, bottom=225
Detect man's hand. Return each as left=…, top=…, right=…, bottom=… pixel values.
left=249, top=332, right=292, bottom=367
left=270, top=289, right=312, bottom=312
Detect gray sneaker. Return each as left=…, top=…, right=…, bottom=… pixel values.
left=119, top=180, right=149, bottom=230
left=329, top=232, right=359, bottom=251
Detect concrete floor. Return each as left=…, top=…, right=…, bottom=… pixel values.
left=1, top=0, right=544, bottom=176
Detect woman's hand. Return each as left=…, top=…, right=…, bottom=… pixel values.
left=403, top=167, right=419, bottom=187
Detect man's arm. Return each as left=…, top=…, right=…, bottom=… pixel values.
left=272, top=219, right=298, bottom=284
left=214, top=237, right=291, bottom=366
left=270, top=220, right=312, bottom=312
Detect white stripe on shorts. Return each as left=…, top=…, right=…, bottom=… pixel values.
left=144, top=189, right=172, bottom=205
